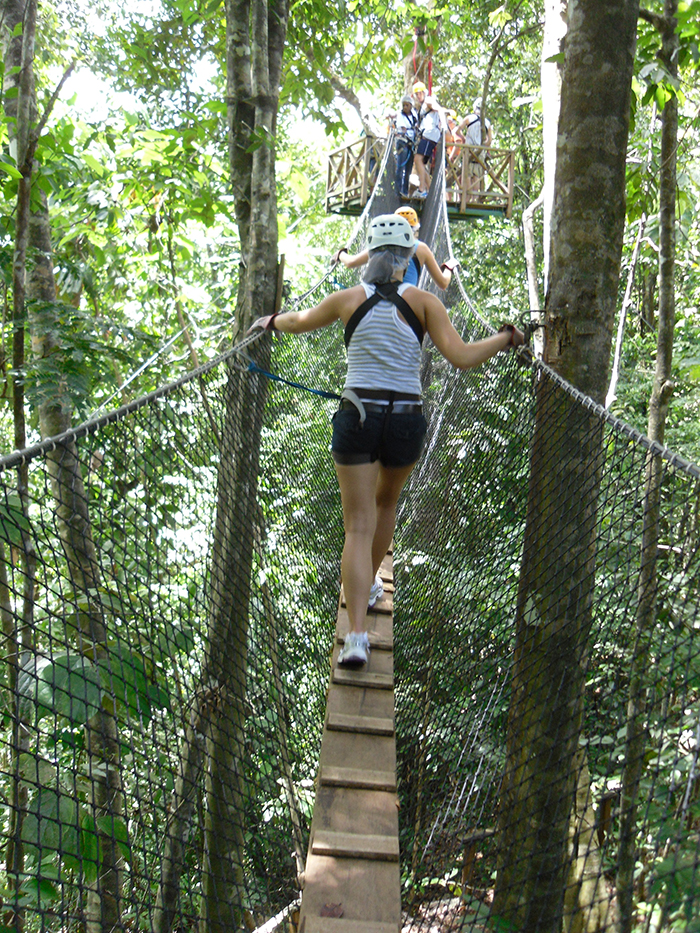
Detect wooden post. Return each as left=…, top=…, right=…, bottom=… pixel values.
left=506, top=151, right=515, bottom=218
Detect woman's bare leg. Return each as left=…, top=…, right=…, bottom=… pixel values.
left=334, top=461, right=381, bottom=634
left=415, top=153, right=429, bottom=192
left=371, top=462, right=417, bottom=575
left=334, top=460, right=418, bottom=634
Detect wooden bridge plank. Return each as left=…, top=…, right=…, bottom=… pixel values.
left=332, top=631, right=395, bottom=673
left=301, top=855, right=400, bottom=931
left=326, top=712, right=394, bottom=735
left=312, top=830, right=399, bottom=861
left=320, top=766, right=396, bottom=792
left=326, top=682, right=395, bottom=724
left=342, top=591, right=393, bottom=615
left=299, top=553, right=400, bottom=933
left=311, top=785, right=399, bottom=837
left=303, top=919, right=399, bottom=933
left=320, top=730, right=396, bottom=775
left=332, top=669, right=393, bottom=689
left=336, top=631, right=394, bottom=651
left=336, top=608, right=393, bottom=647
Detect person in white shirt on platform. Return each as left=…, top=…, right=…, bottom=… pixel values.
left=458, top=98, right=493, bottom=196
left=414, top=96, right=446, bottom=198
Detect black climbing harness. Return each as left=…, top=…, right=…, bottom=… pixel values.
left=344, top=281, right=424, bottom=349
left=245, top=283, right=425, bottom=420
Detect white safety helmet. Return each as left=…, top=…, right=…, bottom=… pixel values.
left=366, top=214, right=415, bottom=250
left=473, top=97, right=482, bottom=112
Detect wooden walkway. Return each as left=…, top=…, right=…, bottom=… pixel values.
left=299, top=553, right=401, bottom=933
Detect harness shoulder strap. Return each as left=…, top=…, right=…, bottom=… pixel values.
left=345, top=283, right=425, bottom=348
left=344, top=290, right=382, bottom=348
left=375, top=282, right=424, bottom=346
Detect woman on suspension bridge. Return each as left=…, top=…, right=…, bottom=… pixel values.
left=250, top=214, right=524, bottom=667
left=334, top=206, right=458, bottom=290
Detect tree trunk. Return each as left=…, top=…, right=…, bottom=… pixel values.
left=197, top=2, right=288, bottom=930
left=3, top=3, right=37, bottom=918
left=606, top=217, right=646, bottom=408
left=617, top=5, right=678, bottom=930
left=1, top=3, right=123, bottom=930
left=562, top=749, right=617, bottom=933
left=640, top=268, right=657, bottom=332
left=492, top=3, right=639, bottom=931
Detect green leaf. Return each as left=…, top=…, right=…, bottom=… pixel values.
left=0, top=493, right=30, bottom=546
left=82, top=153, right=105, bottom=176
left=21, top=787, right=80, bottom=864
left=96, top=815, right=132, bottom=862
left=98, top=644, right=170, bottom=722
left=0, top=161, right=22, bottom=179
left=32, top=654, right=103, bottom=724
left=128, top=43, right=149, bottom=62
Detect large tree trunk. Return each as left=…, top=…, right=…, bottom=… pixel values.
left=2, top=2, right=36, bottom=918
left=1, top=4, right=123, bottom=931
left=492, top=3, right=639, bottom=931
left=196, top=3, right=289, bottom=931
left=617, top=5, right=678, bottom=930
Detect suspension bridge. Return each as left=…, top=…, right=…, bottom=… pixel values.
left=0, top=132, right=698, bottom=933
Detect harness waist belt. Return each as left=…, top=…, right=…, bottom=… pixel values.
left=340, top=400, right=422, bottom=415
left=346, top=387, right=421, bottom=402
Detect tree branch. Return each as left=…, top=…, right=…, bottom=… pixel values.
left=25, top=60, right=77, bottom=167
left=324, top=65, right=381, bottom=136
left=639, top=7, right=665, bottom=30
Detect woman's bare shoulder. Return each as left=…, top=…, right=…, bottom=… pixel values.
left=331, top=283, right=369, bottom=323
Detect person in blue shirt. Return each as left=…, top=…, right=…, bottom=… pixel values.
left=334, top=206, right=458, bottom=291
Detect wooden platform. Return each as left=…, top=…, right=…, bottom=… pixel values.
left=299, top=554, right=401, bottom=933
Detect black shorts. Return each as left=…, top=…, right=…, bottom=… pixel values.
left=416, top=138, right=437, bottom=161
left=331, top=406, right=428, bottom=467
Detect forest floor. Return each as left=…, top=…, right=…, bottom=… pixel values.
left=402, top=892, right=492, bottom=932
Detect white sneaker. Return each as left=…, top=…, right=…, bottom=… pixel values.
left=338, top=631, right=370, bottom=667
left=368, top=574, right=384, bottom=608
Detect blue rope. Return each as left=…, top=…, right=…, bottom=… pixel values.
left=247, top=360, right=341, bottom=401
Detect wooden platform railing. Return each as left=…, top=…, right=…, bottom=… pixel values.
left=325, top=134, right=514, bottom=219
left=299, top=552, right=401, bottom=933
left=325, top=135, right=388, bottom=215
left=444, top=143, right=515, bottom=217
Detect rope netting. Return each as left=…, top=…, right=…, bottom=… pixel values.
left=0, top=134, right=697, bottom=933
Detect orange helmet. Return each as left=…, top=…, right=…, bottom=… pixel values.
left=394, top=206, right=420, bottom=229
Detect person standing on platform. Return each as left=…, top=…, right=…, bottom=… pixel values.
left=412, top=80, right=427, bottom=114
left=458, top=98, right=493, bottom=196
left=414, top=96, right=445, bottom=199
left=250, top=215, right=524, bottom=667
left=395, top=96, right=418, bottom=199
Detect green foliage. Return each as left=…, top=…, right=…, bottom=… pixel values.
left=17, top=644, right=170, bottom=728
left=22, top=300, right=146, bottom=420
left=0, top=493, right=30, bottom=547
